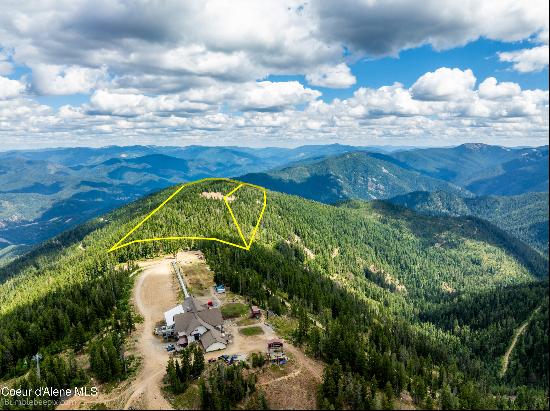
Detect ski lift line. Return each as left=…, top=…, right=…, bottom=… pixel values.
left=172, top=261, right=190, bottom=298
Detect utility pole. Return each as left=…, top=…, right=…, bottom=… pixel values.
left=32, top=353, right=42, bottom=380
left=119, top=333, right=127, bottom=376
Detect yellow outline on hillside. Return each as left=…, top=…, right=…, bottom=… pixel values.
left=108, top=177, right=267, bottom=252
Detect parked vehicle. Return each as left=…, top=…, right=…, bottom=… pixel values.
left=154, top=325, right=169, bottom=336
left=166, top=344, right=175, bottom=352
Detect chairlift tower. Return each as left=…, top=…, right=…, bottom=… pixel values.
left=32, top=353, right=42, bottom=380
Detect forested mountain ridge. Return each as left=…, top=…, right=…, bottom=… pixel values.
left=464, top=147, right=549, bottom=196
left=240, top=151, right=469, bottom=203
left=1, top=179, right=548, bottom=409
left=239, top=145, right=548, bottom=258
left=240, top=144, right=549, bottom=205
left=0, top=144, right=364, bottom=263
left=2, top=143, right=546, bottom=266
left=388, top=191, right=549, bottom=254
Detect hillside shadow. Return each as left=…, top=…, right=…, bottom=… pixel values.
left=368, top=201, right=549, bottom=279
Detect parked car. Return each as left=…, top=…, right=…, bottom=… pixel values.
left=166, top=344, right=175, bottom=352
left=154, top=325, right=169, bottom=336
left=227, top=354, right=240, bottom=365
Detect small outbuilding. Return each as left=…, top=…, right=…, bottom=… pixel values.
left=267, top=339, right=283, bottom=350
left=267, top=339, right=286, bottom=365
left=251, top=306, right=261, bottom=319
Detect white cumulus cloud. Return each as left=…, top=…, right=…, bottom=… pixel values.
left=306, top=63, right=356, bottom=88
left=88, top=89, right=210, bottom=117
left=314, top=0, right=548, bottom=56
left=237, top=81, right=321, bottom=111
left=31, top=64, right=108, bottom=95
left=498, top=45, right=549, bottom=73
left=0, top=0, right=547, bottom=98
left=411, top=68, right=476, bottom=101
left=478, top=77, right=521, bottom=99
left=0, top=75, right=25, bottom=99
left=0, top=1, right=547, bottom=149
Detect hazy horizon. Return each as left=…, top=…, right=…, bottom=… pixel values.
left=1, top=1, right=548, bottom=150
left=2, top=141, right=550, bottom=155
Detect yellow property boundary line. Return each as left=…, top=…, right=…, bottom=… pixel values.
left=108, top=177, right=267, bottom=252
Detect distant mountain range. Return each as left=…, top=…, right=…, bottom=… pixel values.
left=240, top=144, right=548, bottom=202
left=0, top=144, right=363, bottom=259
left=0, top=143, right=385, bottom=168
left=389, top=143, right=549, bottom=195
left=240, top=151, right=469, bottom=203
left=239, top=143, right=548, bottom=255
left=1, top=143, right=547, bottom=263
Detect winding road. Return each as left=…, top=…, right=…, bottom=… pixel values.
left=123, top=257, right=175, bottom=409
left=500, top=305, right=542, bottom=378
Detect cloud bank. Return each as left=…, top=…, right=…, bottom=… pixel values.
left=0, top=0, right=547, bottom=148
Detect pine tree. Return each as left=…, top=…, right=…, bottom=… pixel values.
left=425, top=393, right=434, bottom=410
left=166, top=357, right=184, bottom=393
left=199, top=379, right=214, bottom=410
left=90, top=342, right=108, bottom=382
left=192, top=346, right=205, bottom=378
left=382, top=381, right=394, bottom=410
left=175, top=358, right=183, bottom=381
left=71, top=322, right=86, bottom=350
left=293, top=307, right=309, bottom=345
left=124, top=310, right=135, bottom=333
left=258, top=392, right=269, bottom=410
left=320, top=360, right=343, bottom=407
left=105, top=335, right=122, bottom=378
left=68, top=350, right=77, bottom=380
left=441, top=384, right=459, bottom=410
left=181, top=348, right=192, bottom=383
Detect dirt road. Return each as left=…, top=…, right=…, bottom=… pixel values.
left=123, top=257, right=176, bottom=410
left=58, top=257, right=178, bottom=410
left=500, top=305, right=542, bottom=378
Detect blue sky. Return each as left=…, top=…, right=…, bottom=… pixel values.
left=269, top=38, right=549, bottom=104
left=0, top=1, right=548, bottom=149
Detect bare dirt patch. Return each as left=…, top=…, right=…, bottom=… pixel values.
left=500, top=305, right=542, bottom=378
left=200, top=192, right=235, bottom=201
left=441, top=282, right=455, bottom=294
left=369, top=264, right=407, bottom=294
left=177, top=250, right=222, bottom=307
left=285, top=234, right=315, bottom=260
left=255, top=345, right=323, bottom=409
left=395, top=391, right=416, bottom=410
